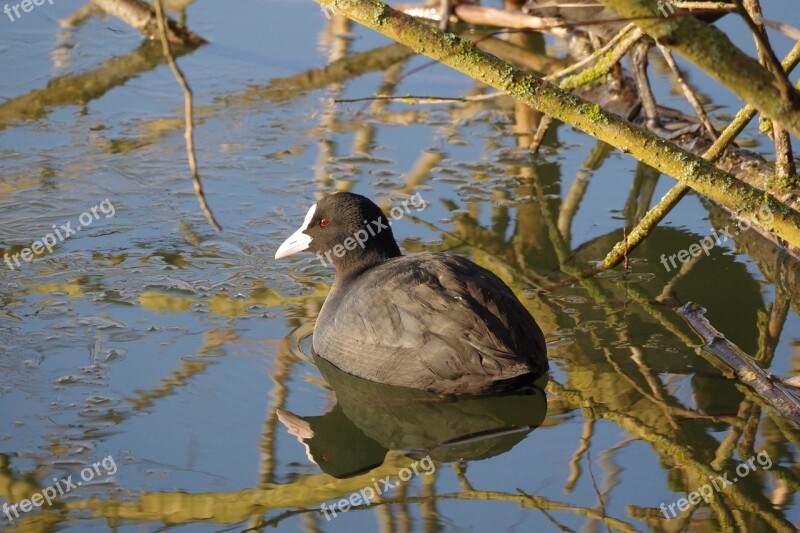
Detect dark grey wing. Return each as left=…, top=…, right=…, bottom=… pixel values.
left=313, top=253, right=547, bottom=391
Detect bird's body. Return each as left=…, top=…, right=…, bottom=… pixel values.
left=315, top=252, right=547, bottom=394
left=275, top=192, right=549, bottom=395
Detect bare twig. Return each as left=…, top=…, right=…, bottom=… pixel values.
left=757, top=17, right=800, bottom=40
left=600, top=0, right=800, bottom=135
left=772, top=128, right=797, bottom=181
left=153, top=0, right=222, bottom=232
left=400, top=1, right=733, bottom=31
left=735, top=0, right=795, bottom=102
left=544, top=23, right=636, bottom=81
left=674, top=1, right=737, bottom=12
left=335, top=93, right=500, bottom=104
left=678, top=303, right=800, bottom=427
left=583, top=39, right=800, bottom=277
left=452, top=5, right=570, bottom=39
left=314, top=0, right=800, bottom=245
left=91, top=0, right=205, bottom=46
left=60, top=2, right=103, bottom=27
left=559, top=27, right=644, bottom=90
left=655, top=44, right=717, bottom=140
left=529, top=115, right=553, bottom=154
left=564, top=420, right=593, bottom=493
left=743, top=0, right=796, bottom=179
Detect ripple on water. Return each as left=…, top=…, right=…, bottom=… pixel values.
left=49, top=316, right=127, bottom=330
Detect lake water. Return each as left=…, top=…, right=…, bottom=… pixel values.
left=1, top=0, right=799, bottom=531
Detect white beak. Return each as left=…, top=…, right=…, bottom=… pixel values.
left=275, top=204, right=317, bottom=259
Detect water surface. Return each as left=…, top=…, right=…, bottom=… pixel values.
left=1, top=1, right=799, bottom=531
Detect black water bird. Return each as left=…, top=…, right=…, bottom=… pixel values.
left=275, top=192, right=549, bottom=395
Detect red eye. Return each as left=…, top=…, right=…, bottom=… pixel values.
left=320, top=219, right=329, bottom=227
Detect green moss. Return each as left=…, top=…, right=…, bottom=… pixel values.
left=767, top=172, right=800, bottom=192
left=581, top=103, right=608, bottom=125
left=372, top=1, right=388, bottom=25
left=561, top=63, right=608, bottom=89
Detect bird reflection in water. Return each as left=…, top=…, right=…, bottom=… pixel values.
left=278, top=355, right=548, bottom=479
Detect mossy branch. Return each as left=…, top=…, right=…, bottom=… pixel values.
left=678, top=302, right=800, bottom=426
left=585, top=39, right=800, bottom=275
left=316, top=0, right=800, bottom=248
left=600, top=0, right=800, bottom=135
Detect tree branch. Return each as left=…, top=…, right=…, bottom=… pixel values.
left=313, top=0, right=800, bottom=248
left=599, top=0, right=800, bottom=134
left=92, top=0, right=206, bottom=47
left=678, top=302, right=800, bottom=427
left=153, top=0, right=221, bottom=231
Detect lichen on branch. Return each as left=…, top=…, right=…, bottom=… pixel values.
left=313, top=0, right=800, bottom=248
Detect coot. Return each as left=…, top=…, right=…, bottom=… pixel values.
left=275, top=192, right=548, bottom=395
